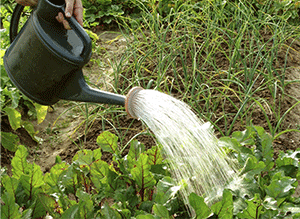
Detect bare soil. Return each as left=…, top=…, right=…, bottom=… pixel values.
left=1, top=30, right=300, bottom=187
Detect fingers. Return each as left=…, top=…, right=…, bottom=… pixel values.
left=65, top=0, right=75, bottom=18
left=73, top=0, right=83, bottom=26
left=15, top=0, right=37, bottom=6
left=56, top=12, right=71, bottom=30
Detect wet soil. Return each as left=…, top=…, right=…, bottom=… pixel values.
left=1, top=29, right=300, bottom=184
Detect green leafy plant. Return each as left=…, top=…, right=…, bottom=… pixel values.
left=82, top=0, right=141, bottom=27
left=250, top=0, right=300, bottom=22
left=214, top=126, right=300, bottom=218
left=1, top=127, right=299, bottom=218
left=0, top=131, right=185, bottom=218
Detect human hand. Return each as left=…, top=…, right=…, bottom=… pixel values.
left=15, top=0, right=83, bottom=29
left=56, top=0, right=83, bottom=30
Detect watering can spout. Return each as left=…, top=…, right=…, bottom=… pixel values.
left=59, top=70, right=125, bottom=106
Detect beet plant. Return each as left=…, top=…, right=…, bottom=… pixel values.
left=1, top=126, right=299, bottom=218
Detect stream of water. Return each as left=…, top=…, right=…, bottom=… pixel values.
left=128, top=89, right=239, bottom=214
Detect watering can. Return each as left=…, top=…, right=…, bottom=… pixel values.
left=3, top=0, right=125, bottom=106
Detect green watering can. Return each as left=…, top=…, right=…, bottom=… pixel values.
left=3, top=0, right=125, bottom=106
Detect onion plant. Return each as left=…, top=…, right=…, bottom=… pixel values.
left=109, top=0, right=300, bottom=138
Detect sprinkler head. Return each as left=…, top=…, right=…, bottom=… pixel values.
left=125, top=87, right=144, bottom=119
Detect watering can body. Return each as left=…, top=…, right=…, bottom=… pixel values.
left=3, top=0, right=125, bottom=106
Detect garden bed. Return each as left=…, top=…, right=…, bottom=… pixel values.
left=1, top=1, right=300, bottom=217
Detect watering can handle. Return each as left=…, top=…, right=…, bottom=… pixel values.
left=60, top=7, right=92, bottom=59
left=10, top=4, right=24, bottom=43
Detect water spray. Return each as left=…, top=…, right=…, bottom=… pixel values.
left=124, top=87, right=239, bottom=216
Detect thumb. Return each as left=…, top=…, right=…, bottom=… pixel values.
left=65, top=0, right=75, bottom=18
